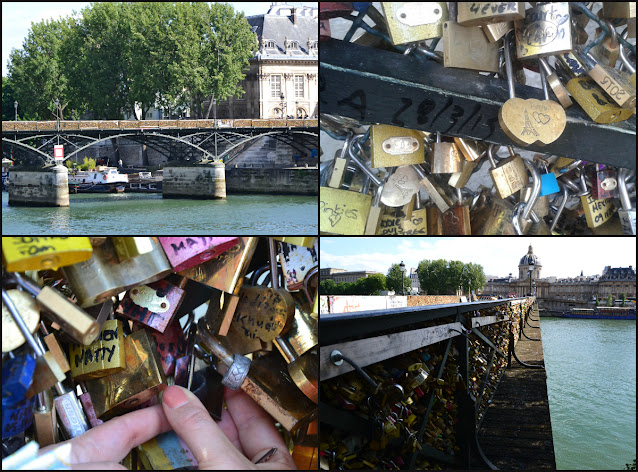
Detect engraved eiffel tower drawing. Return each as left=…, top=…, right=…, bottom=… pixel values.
left=521, top=110, right=539, bottom=137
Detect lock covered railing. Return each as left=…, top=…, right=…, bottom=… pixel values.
left=1, top=236, right=318, bottom=469
left=320, top=2, right=637, bottom=235
left=319, top=297, right=551, bottom=470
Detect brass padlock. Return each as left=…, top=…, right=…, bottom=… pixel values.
left=2, top=237, right=93, bottom=272
left=320, top=187, right=372, bottom=235
left=430, top=133, right=462, bottom=174
left=481, top=20, right=513, bottom=43
left=83, top=328, right=168, bottom=420
left=442, top=21, right=499, bottom=72
left=180, top=237, right=257, bottom=336
left=111, top=237, right=154, bottom=262
left=580, top=195, right=617, bottom=228
left=2, top=288, right=39, bottom=353
left=592, top=20, right=620, bottom=67
left=486, top=145, right=528, bottom=199
left=381, top=2, right=448, bottom=45
left=581, top=50, right=637, bottom=109
left=277, top=239, right=318, bottom=292
left=62, top=237, right=172, bottom=308
left=69, top=319, right=126, bottom=380
left=441, top=189, right=471, bottom=235
left=370, top=124, right=425, bottom=168
left=457, top=2, right=525, bottom=26
left=470, top=192, right=516, bottom=235
left=514, top=2, right=573, bottom=59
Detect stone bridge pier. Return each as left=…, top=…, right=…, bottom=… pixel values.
left=8, top=165, right=69, bottom=207
left=162, top=162, right=226, bottom=199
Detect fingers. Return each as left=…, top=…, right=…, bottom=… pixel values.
left=38, top=404, right=171, bottom=465
left=224, top=387, right=297, bottom=470
left=161, top=385, right=253, bottom=469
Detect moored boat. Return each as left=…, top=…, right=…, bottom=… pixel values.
left=563, top=306, right=636, bottom=320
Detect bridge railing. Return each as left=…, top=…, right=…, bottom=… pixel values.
left=319, top=297, right=535, bottom=469
left=2, top=118, right=318, bottom=133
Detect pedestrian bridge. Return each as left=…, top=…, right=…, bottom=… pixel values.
left=2, top=118, right=318, bottom=166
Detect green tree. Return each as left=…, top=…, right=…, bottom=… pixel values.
left=386, top=264, right=411, bottom=295
left=621, top=292, right=626, bottom=307
left=417, top=259, right=486, bottom=295
left=320, top=279, right=337, bottom=295
left=353, top=274, right=387, bottom=295
left=417, top=259, right=450, bottom=295
left=606, top=294, right=614, bottom=307
left=595, top=296, right=600, bottom=307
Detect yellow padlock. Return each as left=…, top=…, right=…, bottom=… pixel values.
left=2, top=237, right=92, bottom=272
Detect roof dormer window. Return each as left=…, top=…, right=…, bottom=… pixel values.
left=265, top=40, right=276, bottom=49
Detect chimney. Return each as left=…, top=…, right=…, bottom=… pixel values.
left=291, top=7, right=297, bottom=25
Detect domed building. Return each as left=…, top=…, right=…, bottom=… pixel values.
left=519, top=244, right=542, bottom=280
left=481, top=244, right=636, bottom=313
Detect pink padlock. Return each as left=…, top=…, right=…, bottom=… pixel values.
left=158, top=237, right=239, bottom=272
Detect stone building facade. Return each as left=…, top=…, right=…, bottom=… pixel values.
left=215, top=4, right=318, bottom=119
left=320, top=268, right=383, bottom=284
left=481, top=245, right=636, bottom=312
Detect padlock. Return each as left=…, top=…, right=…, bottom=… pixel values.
left=182, top=237, right=257, bottom=337
left=277, top=239, right=318, bottom=292
left=499, top=32, right=567, bottom=146
left=158, top=237, right=239, bottom=272
left=412, top=164, right=451, bottom=214
left=14, top=272, right=100, bottom=346
left=138, top=431, right=198, bottom=470
left=2, top=289, right=66, bottom=398
left=481, top=20, right=513, bottom=43
left=282, top=292, right=318, bottom=358
left=2, top=396, right=35, bottom=439
left=442, top=21, right=499, bottom=72
left=380, top=166, right=420, bottom=208
left=381, top=2, right=448, bottom=46
left=62, top=236, right=172, bottom=308
left=380, top=192, right=428, bottom=235
left=619, top=32, right=636, bottom=88
left=149, top=317, right=187, bottom=376
left=580, top=195, right=617, bottom=229
left=2, top=352, right=36, bottom=403
left=117, top=278, right=186, bottom=333
left=580, top=50, right=637, bottom=109
left=52, top=379, right=90, bottom=439
left=198, top=318, right=317, bottom=432
left=430, top=133, right=462, bottom=174
left=320, top=187, right=372, bottom=235
left=514, top=2, right=573, bottom=59
left=602, top=3, right=636, bottom=19
left=68, top=319, right=126, bottom=380
left=40, top=322, right=71, bottom=374
left=111, top=237, right=154, bottom=261
left=274, top=338, right=318, bottom=404
left=486, top=145, right=528, bottom=199
left=555, top=61, right=634, bottom=123
left=370, top=124, right=424, bottom=168
left=33, top=389, right=58, bottom=446
left=617, top=168, right=637, bottom=235
left=589, top=167, right=619, bottom=200
left=326, top=136, right=352, bottom=189
left=83, top=328, right=168, bottom=420
left=592, top=20, right=620, bottom=67
left=2, top=288, right=40, bottom=353
left=457, top=2, right=525, bottom=26
left=441, top=189, right=471, bottom=235
left=2, top=237, right=93, bottom=272
left=538, top=57, right=573, bottom=108
left=77, top=381, right=104, bottom=428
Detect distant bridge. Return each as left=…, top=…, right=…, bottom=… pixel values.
left=2, top=118, right=318, bottom=166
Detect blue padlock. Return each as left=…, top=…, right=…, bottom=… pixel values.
left=539, top=172, right=560, bottom=197
left=2, top=396, right=35, bottom=438
left=2, top=353, right=36, bottom=403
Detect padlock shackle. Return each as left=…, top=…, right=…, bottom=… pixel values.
left=550, top=182, right=569, bottom=233
left=618, top=168, right=631, bottom=210
left=502, top=31, right=516, bottom=100
left=521, top=160, right=540, bottom=221
left=619, top=31, right=636, bottom=74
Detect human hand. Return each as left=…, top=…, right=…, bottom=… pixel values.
left=38, top=386, right=297, bottom=470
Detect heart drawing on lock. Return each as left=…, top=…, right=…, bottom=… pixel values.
left=411, top=217, right=424, bottom=226
left=499, top=98, right=566, bottom=146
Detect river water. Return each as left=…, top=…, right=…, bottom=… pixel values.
left=2, top=192, right=317, bottom=234
left=541, top=317, right=636, bottom=470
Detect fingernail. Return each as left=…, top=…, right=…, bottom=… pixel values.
left=163, top=386, right=189, bottom=409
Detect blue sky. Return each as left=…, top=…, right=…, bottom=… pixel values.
left=320, top=237, right=637, bottom=279
left=2, top=2, right=317, bottom=77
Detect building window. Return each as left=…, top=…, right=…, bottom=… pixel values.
left=265, top=40, right=276, bottom=49
left=271, top=75, right=281, bottom=98
left=290, top=40, right=300, bottom=49
left=294, top=75, right=304, bottom=98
